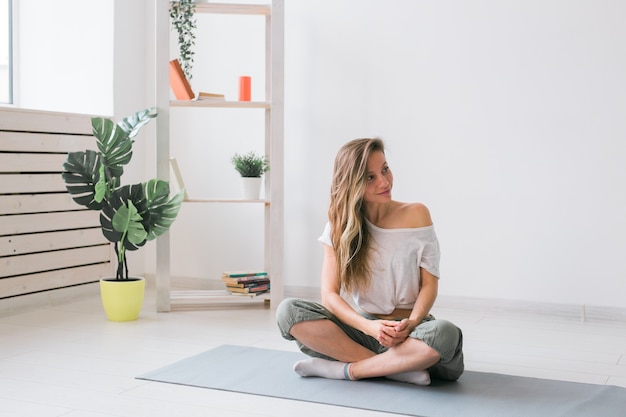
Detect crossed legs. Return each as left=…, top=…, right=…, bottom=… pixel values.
left=289, top=319, right=440, bottom=385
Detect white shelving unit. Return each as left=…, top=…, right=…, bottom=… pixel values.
left=154, top=1, right=284, bottom=311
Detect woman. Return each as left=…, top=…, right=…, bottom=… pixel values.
left=276, top=138, right=464, bottom=386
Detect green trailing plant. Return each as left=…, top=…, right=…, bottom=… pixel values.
left=62, top=108, right=184, bottom=280
left=170, top=0, right=197, bottom=80
left=232, top=151, right=270, bottom=178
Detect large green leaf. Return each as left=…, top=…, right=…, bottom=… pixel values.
left=91, top=108, right=157, bottom=181
left=61, top=150, right=103, bottom=210
left=100, top=180, right=183, bottom=250
left=142, top=179, right=185, bottom=241
left=92, top=117, right=131, bottom=180
left=117, top=107, right=157, bottom=139
left=100, top=184, right=147, bottom=250
left=112, top=200, right=148, bottom=245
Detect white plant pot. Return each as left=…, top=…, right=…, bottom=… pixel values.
left=242, top=177, right=262, bottom=200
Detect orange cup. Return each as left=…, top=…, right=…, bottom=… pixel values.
left=238, top=76, right=251, bottom=101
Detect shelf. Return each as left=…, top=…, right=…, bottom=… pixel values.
left=157, top=0, right=284, bottom=312
left=184, top=198, right=269, bottom=205
left=194, top=3, right=271, bottom=16
left=170, top=290, right=271, bottom=310
left=171, top=100, right=270, bottom=109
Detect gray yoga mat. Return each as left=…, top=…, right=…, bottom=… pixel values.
left=137, top=344, right=626, bottom=417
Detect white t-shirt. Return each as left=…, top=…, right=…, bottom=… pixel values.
left=319, top=219, right=440, bottom=315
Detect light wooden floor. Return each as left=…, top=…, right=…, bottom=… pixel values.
left=1, top=286, right=625, bottom=417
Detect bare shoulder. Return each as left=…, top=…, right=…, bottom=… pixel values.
left=395, top=202, right=433, bottom=228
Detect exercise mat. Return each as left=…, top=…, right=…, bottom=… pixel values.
left=137, top=344, right=626, bottom=417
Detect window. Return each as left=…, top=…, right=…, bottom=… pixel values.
left=0, top=0, right=11, bottom=104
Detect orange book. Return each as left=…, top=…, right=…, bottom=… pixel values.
left=169, top=59, right=194, bottom=100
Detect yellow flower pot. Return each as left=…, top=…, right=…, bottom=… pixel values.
left=99, top=277, right=145, bottom=322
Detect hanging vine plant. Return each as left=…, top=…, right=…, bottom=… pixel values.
left=170, top=0, right=197, bottom=80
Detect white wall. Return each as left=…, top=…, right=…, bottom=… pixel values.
left=12, top=0, right=626, bottom=309
left=14, top=0, right=113, bottom=116
left=282, top=0, right=626, bottom=309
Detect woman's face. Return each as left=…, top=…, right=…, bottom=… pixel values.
left=362, top=150, right=393, bottom=204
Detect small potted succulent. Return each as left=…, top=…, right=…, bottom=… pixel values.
left=231, top=151, right=270, bottom=200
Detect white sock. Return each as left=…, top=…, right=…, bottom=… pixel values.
left=293, top=358, right=351, bottom=380
left=294, top=358, right=430, bottom=385
left=386, top=370, right=431, bottom=386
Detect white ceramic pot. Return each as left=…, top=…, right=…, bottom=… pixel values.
left=242, top=177, right=262, bottom=200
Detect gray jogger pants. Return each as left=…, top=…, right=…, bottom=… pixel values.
left=276, top=297, right=464, bottom=381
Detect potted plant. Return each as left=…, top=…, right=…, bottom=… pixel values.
left=231, top=151, right=270, bottom=200
left=61, top=108, right=184, bottom=321
left=170, top=0, right=196, bottom=80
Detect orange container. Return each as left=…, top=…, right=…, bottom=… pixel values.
left=239, top=76, right=251, bottom=101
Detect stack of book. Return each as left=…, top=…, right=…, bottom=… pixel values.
left=222, top=271, right=270, bottom=296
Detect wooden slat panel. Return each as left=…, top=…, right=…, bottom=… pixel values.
left=0, top=131, right=94, bottom=153
left=1, top=246, right=111, bottom=278
left=0, top=228, right=106, bottom=257
left=0, top=174, right=67, bottom=194
left=0, top=153, right=67, bottom=173
left=0, top=211, right=100, bottom=235
left=0, top=107, right=96, bottom=134
left=0, top=193, right=76, bottom=215
left=0, top=108, right=112, bottom=299
left=0, top=263, right=113, bottom=299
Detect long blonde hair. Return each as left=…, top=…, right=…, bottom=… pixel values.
left=328, top=138, right=384, bottom=292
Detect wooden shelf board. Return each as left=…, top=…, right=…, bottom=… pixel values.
left=171, top=100, right=270, bottom=109
left=170, top=290, right=271, bottom=309
left=184, top=198, right=269, bottom=205
left=194, top=3, right=271, bottom=16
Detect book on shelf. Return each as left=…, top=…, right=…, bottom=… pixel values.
left=222, top=270, right=268, bottom=278
left=225, top=278, right=270, bottom=288
left=196, top=92, right=225, bottom=101
left=169, top=59, right=194, bottom=100
left=222, top=275, right=270, bottom=285
left=169, top=158, right=189, bottom=201
left=226, top=284, right=270, bottom=294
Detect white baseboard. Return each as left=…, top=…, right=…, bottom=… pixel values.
left=0, top=282, right=100, bottom=317
left=433, top=294, right=626, bottom=323
left=2, top=277, right=625, bottom=324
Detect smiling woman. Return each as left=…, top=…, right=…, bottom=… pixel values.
left=0, top=0, right=11, bottom=104
left=277, top=138, right=464, bottom=386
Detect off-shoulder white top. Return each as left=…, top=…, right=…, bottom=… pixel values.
left=319, top=219, right=440, bottom=315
